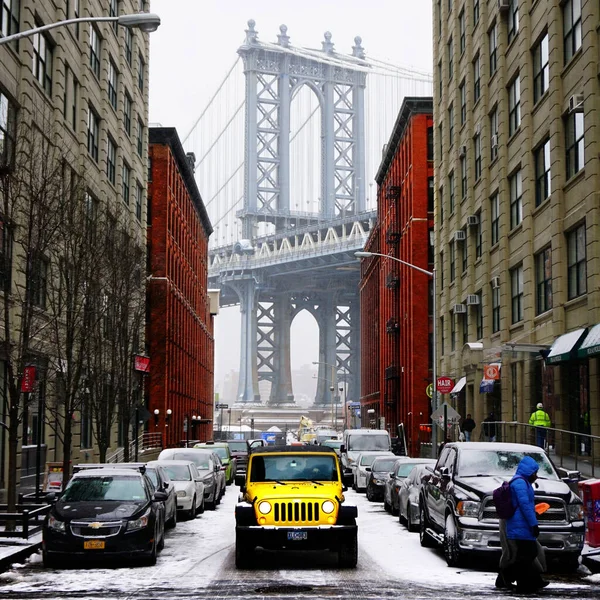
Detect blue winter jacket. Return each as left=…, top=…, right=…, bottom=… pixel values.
left=505, top=455, right=539, bottom=541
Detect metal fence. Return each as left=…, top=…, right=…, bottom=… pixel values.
left=0, top=503, right=51, bottom=539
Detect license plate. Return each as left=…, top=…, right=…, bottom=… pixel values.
left=287, top=531, right=307, bottom=541
left=84, top=539, right=105, bottom=550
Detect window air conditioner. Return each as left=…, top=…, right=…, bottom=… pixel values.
left=466, top=294, right=480, bottom=305
left=491, top=134, right=499, bottom=149
left=467, top=215, right=479, bottom=226
left=568, top=94, right=584, bottom=113
left=453, top=303, right=467, bottom=314
left=454, top=230, right=466, bottom=242
left=498, top=0, right=510, bottom=12
left=459, top=145, right=467, bottom=158
left=475, top=123, right=481, bottom=135
left=491, top=276, right=501, bottom=289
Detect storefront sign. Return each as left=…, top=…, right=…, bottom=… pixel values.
left=436, top=377, right=454, bottom=394
left=20, top=365, right=36, bottom=393
left=483, top=364, right=500, bottom=380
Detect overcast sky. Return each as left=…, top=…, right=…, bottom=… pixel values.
left=148, top=1, right=434, bottom=393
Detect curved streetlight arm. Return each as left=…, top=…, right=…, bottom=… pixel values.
left=0, top=13, right=161, bottom=46
left=354, top=251, right=432, bottom=277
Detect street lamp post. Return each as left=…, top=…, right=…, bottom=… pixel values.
left=312, top=361, right=337, bottom=429
left=355, top=251, right=438, bottom=458
left=0, top=13, right=161, bottom=46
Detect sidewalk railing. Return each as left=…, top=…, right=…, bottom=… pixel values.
left=107, top=432, right=163, bottom=463
left=0, top=504, right=51, bottom=539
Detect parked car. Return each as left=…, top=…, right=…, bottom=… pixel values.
left=419, top=442, right=585, bottom=569
left=383, top=458, right=436, bottom=515
left=226, top=440, right=249, bottom=475
left=157, top=460, right=205, bottom=520
left=397, top=463, right=436, bottom=532
left=43, top=467, right=166, bottom=567
left=71, top=462, right=177, bottom=529
left=340, top=429, right=391, bottom=485
left=353, top=452, right=395, bottom=492
left=194, top=441, right=237, bottom=485
left=320, top=439, right=343, bottom=457
left=365, top=456, right=400, bottom=502
left=157, top=448, right=225, bottom=509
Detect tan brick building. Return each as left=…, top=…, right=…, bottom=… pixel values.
left=0, top=0, right=151, bottom=492
left=433, top=0, right=599, bottom=446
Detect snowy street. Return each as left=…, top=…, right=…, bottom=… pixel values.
left=0, top=486, right=597, bottom=600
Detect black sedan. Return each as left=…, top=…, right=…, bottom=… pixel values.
left=365, top=456, right=399, bottom=502
left=42, top=468, right=167, bottom=567
left=383, top=458, right=436, bottom=515
left=145, top=462, right=177, bottom=528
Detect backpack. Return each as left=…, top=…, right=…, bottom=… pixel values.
left=492, top=476, right=525, bottom=519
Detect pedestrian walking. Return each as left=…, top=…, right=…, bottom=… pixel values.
left=499, top=456, right=549, bottom=592
left=460, top=414, right=476, bottom=442
left=482, top=412, right=497, bottom=442
left=528, top=403, right=551, bottom=449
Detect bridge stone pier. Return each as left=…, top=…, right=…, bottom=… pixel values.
left=209, top=22, right=372, bottom=408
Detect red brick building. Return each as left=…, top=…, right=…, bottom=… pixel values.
left=359, top=98, right=434, bottom=455
left=147, top=128, right=215, bottom=447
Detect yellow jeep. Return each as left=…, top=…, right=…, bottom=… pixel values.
left=234, top=445, right=358, bottom=568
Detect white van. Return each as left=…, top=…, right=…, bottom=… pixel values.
left=340, top=429, right=391, bottom=484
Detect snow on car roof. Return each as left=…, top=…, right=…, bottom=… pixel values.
left=73, top=468, right=142, bottom=478
left=448, top=441, right=547, bottom=452
left=153, top=459, right=196, bottom=467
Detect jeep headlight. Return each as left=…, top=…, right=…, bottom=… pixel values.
left=258, top=501, right=271, bottom=515
left=567, top=502, right=584, bottom=521
left=457, top=500, right=480, bottom=518
left=48, top=515, right=66, bottom=533
left=322, top=500, right=335, bottom=514
left=127, top=508, right=151, bottom=531
left=176, top=490, right=187, bottom=497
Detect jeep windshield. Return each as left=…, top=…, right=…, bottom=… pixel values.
left=250, top=455, right=338, bottom=482
left=458, top=449, right=559, bottom=480
left=347, top=434, right=389, bottom=451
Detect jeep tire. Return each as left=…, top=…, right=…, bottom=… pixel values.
left=338, top=530, right=358, bottom=568
left=235, top=531, right=252, bottom=569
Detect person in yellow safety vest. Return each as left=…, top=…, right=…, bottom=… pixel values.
left=529, top=403, right=552, bottom=449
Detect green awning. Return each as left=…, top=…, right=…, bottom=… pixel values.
left=578, top=323, right=600, bottom=358
left=546, top=328, right=587, bottom=364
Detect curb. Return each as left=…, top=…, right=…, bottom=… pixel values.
left=0, top=542, right=42, bottom=574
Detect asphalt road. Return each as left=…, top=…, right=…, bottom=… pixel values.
left=0, top=486, right=596, bottom=600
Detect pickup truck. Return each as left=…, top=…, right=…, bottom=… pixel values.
left=419, top=442, right=584, bottom=569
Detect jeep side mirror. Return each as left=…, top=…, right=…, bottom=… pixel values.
left=235, top=474, right=246, bottom=488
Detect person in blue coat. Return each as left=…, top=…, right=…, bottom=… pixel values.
left=503, top=455, right=549, bottom=592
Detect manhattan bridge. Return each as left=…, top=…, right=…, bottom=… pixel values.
left=184, top=20, right=432, bottom=408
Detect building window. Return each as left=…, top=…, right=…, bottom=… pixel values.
left=87, top=106, right=99, bottom=162
left=565, top=111, right=584, bottom=179
left=109, top=0, right=118, bottom=31
left=534, top=138, right=551, bottom=206
left=449, top=242, right=455, bottom=282
left=122, top=162, right=130, bottom=205
left=124, top=92, right=132, bottom=136
left=510, top=264, right=523, bottom=324
left=32, top=32, right=53, bottom=95
left=567, top=224, right=586, bottom=300
left=448, top=37, right=453, bottom=80
left=438, top=61, right=442, bottom=99
left=459, top=81, right=466, bottom=125
left=473, top=55, right=480, bottom=103
left=489, top=24, right=497, bottom=75
left=509, top=170, right=522, bottom=229
left=137, top=118, right=144, bottom=156
left=563, top=0, right=582, bottom=64
left=448, top=104, right=454, bottom=147
left=1, top=0, right=19, bottom=38
left=535, top=247, right=552, bottom=315
left=440, top=316, right=445, bottom=355
left=533, top=33, right=549, bottom=103
left=448, top=0, right=452, bottom=13
left=125, top=27, right=133, bottom=66
left=462, top=312, right=468, bottom=345
left=475, top=213, right=482, bottom=259
left=0, top=92, right=16, bottom=170
left=461, top=230, right=467, bottom=272
left=135, top=182, right=143, bottom=221
left=491, top=284, right=500, bottom=334
left=108, top=59, right=118, bottom=110
left=448, top=171, right=455, bottom=214
left=439, top=251, right=444, bottom=287
left=107, top=136, right=116, bottom=185
left=437, top=0, right=442, bottom=37
left=491, top=192, right=499, bottom=246
left=72, top=0, right=80, bottom=37
left=508, top=75, right=521, bottom=136
left=475, top=294, right=483, bottom=340
left=89, top=24, right=101, bottom=78
left=460, top=156, right=466, bottom=200
left=490, top=107, right=498, bottom=161
left=451, top=312, right=456, bottom=351
left=427, top=126, right=434, bottom=160
left=63, top=65, right=78, bottom=131
left=428, top=177, right=434, bottom=212
left=508, top=0, right=519, bottom=44
left=439, top=186, right=444, bottom=221
left=474, top=134, right=481, bottom=181
left=28, top=254, right=48, bottom=309
left=459, top=10, right=465, bottom=54
left=438, top=123, right=443, bottom=161
left=138, top=52, right=145, bottom=91
left=473, top=0, right=479, bottom=26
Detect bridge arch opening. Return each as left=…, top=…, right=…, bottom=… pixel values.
left=290, top=308, right=319, bottom=407
left=290, top=84, right=322, bottom=217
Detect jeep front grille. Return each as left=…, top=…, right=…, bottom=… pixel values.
left=481, top=495, right=567, bottom=524
left=273, top=501, right=320, bottom=524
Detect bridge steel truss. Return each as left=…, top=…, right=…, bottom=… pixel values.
left=211, top=22, right=370, bottom=407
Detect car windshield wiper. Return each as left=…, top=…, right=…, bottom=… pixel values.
left=264, top=480, right=287, bottom=485
left=307, top=480, right=324, bottom=486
